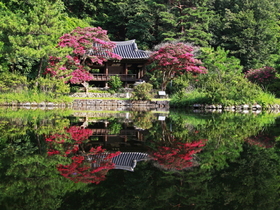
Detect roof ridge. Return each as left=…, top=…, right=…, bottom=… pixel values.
left=113, top=40, right=136, bottom=45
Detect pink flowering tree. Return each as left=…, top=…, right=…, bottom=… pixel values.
left=45, top=27, right=122, bottom=93
left=150, top=42, right=207, bottom=91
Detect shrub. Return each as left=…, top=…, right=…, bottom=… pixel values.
left=35, top=77, right=70, bottom=96
left=108, top=75, right=123, bottom=93
left=171, top=73, right=275, bottom=107
left=171, top=89, right=209, bottom=107
left=245, top=66, right=276, bottom=85
left=131, top=83, right=153, bottom=100
left=245, top=66, right=280, bottom=97
left=0, top=72, right=28, bottom=92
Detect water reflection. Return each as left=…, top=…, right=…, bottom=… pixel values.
left=0, top=108, right=280, bottom=209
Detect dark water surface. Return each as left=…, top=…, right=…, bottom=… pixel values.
left=0, top=108, right=280, bottom=210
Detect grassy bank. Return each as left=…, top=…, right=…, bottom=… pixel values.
left=0, top=90, right=73, bottom=104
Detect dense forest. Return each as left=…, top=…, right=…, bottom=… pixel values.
left=1, top=0, right=280, bottom=104
left=1, top=0, right=280, bottom=76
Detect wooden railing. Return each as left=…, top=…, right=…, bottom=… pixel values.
left=91, top=129, right=137, bottom=136
left=91, top=74, right=137, bottom=81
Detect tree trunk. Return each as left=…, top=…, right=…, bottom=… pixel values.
left=37, top=58, right=43, bottom=78
left=81, top=81, right=89, bottom=93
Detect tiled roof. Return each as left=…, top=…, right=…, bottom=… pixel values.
left=112, top=40, right=150, bottom=59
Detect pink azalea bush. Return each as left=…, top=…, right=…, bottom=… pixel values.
left=245, top=66, right=277, bottom=85
left=245, top=66, right=280, bottom=97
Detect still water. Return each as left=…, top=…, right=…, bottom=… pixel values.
left=0, top=108, right=280, bottom=210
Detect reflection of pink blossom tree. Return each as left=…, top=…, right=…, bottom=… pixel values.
left=46, top=126, right=121, bottom=184
left=57, top=146, right=120, bottom=184
left=150, top=139, right=207, bottom=170
left=45, top=27, right=122, bottom=92
left=245, top=133, right=275, bottom=148
left=150, top=42, right=207, bottom=90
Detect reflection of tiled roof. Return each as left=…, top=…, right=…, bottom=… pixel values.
left=89, top=152, right=149, bottom=172
left=112, top=152, right=148, bottom=171
left=113, top=40, right=150, bottom=59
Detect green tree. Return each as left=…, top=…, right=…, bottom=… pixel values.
left=211, top=0, right=280, bottom=70
left=160, top=0, right=214, bottom=46
left=0, top=0, right=89, bottom=78
left=132, top=83, right=153, bottom=100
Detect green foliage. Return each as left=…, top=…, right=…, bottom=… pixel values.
left=264, top=76, right=280, bottom=97
left=160, top=0, right=214, bottom=46
left=168, top=110, right=279, bottom=170
left=131, top=111, right=156, bottom=130
left=0, top=72, right=28, bottom=92
left=35, top=76, right=70, bottom=96
left=145, top=67, right=162, bottom=90
left=211, top=0, right=280, bottom=70
left=0, top=0, right=70, bottom=77
left=171, top=46, right=277, bottom=107
left=131, top=83, right=153, bottom=100
left=0, top=90, right=72, bottom=103
left=89, top=89, right=110, bottom=93
left=199, top=46, right=243, bottom=74
left=171, top=89, right=209, bottom=107
left=245, top=66, right=280, bottom=97
left=167, top=73, right=192, bottom=95
left=70, top=85, right=81, bottom=93
left=200, top=73, right=275, bottom=106
left=107, top=118, right=122, bottom=135
left=108, top=75, right=123, bottom=93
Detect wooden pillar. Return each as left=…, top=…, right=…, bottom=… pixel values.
left=124, top=63, right=128, bottom=74
left=105, top=63, right=109, bottom=88
left=124, top=63, right=128, bottom=87
left=142, top=64, right=146, bottom=77
left=105, top=63, right=108, bottom=75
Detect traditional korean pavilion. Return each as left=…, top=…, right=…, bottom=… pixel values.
left=89, top=40, right=150, bottom=87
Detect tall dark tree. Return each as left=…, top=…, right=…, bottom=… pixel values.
left=160, top=0, right=214, bottom=46
left=211, top=0, right=280, bottom=70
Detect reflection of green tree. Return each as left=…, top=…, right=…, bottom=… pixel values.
left=107, top=118, right=122, bottom=135
left=163, top=111, right=280, bottom=170
left=130, top=111, right=156, bottom=130
left=0, top=109, right=84, bottom=209
left=0, top=139, right=86, bottom=210
left=209, top=144, right=280, bottom=209
left=57, top=143, right=280, bottom=210
left=59, top=161, right=216, bottom=209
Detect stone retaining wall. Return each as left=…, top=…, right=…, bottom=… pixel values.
left=70, top=92, right=130, bottom=98
left=191, top=104, right=280, bottom=111
left=72, top=99, right=169, bottom=111
left=0, top=100, right=169, bottom=111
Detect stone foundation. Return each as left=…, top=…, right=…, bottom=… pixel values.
left=0, top=99, right=170, bottom=111
left=72, top=99, right=169, bottom=111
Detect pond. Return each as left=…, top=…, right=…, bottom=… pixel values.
left=0, top=107, right=280, bottom=210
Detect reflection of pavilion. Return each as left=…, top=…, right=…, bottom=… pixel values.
left=85, top=121, right=148, bottom=152
left=88, top=152, right=149, bottom=172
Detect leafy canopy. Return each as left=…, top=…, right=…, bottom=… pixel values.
left=45, top=27, right=122, bottom=92
left=150, top=42, right=207, bottom=90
